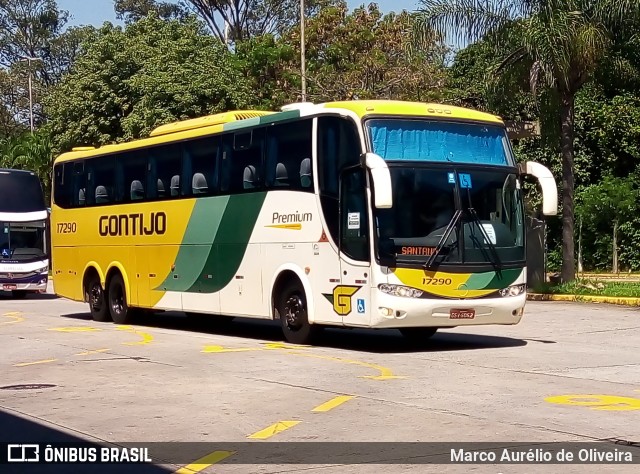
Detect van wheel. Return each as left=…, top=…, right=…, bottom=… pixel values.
left=108, top=274, right=134, bottom=324
left=278, top=281, right=319, bottom=344
left=86, top=276, right=110, bottom=322
left=399, top=327, right=438, bottom=344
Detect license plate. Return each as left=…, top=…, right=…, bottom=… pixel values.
left=3, top=284, right=17, bottom=290
left=450, top=309, right=475, bottom=319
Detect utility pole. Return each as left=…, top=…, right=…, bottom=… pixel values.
left=20, top=56, right=41, bottom=133
left=300, top=0, right=306, bottom=102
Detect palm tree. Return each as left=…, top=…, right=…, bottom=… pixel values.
left=414, top=0, right=640, bottom=282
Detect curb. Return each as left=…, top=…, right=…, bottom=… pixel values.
left=527, top=293, right=640, bottom=306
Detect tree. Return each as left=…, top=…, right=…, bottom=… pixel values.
left=114, top=0, right=185, bottom=23
left=44, top=15, right=253, bottom=152
left=0, top=130, right=53, bottom=199
left=182, top=0, right=338, bottom=43
left=576, top=176, right=638, bottom=273
left=236, top=2, right=447, bottom=108
left=414, top=0, right=640, bottom=282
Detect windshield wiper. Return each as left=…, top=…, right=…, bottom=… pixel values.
left=424, top=209, right=462, bottom=269
left=466, top=206, right=503, bottom=276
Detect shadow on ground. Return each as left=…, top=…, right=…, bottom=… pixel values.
left=60, top=310, right=529, bottom=354
left=0, top=408, right=172, bottom=473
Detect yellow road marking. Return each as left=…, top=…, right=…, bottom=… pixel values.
left=312, top=395, right=355, bottom=412
left=14, top=359, right=57, bottom=367
left=75, top=349, right=110, bottom=356
left=247, top=421, right=301, bottom=440
left=288, top=352, right=404, bottom=381
left=116, top=326, right=154, bottom=345
left=202, top=343, right=401, bottom=380
left=1, top=312, right=24, bottom=326
left=48, top=327, right=101, bottom=332
left=174, top=450, right=235, bottom=474
left=262, top=342, right=309, bottom=350
left=201, top=345, right=260, bottom=353
left=545, top=394, right=640, bottom=411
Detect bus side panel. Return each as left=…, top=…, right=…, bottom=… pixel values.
left=52, top=246, right=82, bottom=301
left=219, top=243, right=265, bottom=317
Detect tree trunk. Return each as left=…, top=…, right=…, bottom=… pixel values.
left=560, top=92, right=576, bottom=283
left=613, top=220, right=618, bottom=274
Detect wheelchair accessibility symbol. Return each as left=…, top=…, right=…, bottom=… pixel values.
left=357, top=299, right=365, bottom=314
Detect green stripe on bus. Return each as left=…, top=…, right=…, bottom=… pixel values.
left=189, top=192, right=267, bottom=293
left=156, top=197, right=229, bottom=292
left=465, top=268, right=521, bottom=290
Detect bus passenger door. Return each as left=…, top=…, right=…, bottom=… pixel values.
left=338, top=168, right=372, bottom=327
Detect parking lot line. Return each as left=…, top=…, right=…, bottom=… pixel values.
left=247, top=420, right=301, bottom=440
left=312, top=395, right=355, bottom=412
left=14, top=358, right=57, bottom=367
left=174, top=450, right=235, bottom=474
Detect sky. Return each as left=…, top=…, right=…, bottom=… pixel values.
left=57, top=0, right=423, bottom=28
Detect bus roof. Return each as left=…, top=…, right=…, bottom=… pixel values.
left=54, top=100, right=504, bottom=164
left=320, top=100, right=504, bottom=124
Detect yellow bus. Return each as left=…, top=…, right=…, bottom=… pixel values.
left=51, top=100, right=557, bottom=344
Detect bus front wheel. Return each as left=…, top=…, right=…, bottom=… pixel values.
left=278, top=281, right=319, bottom=345
left=86, top=276, right=110, bottom=322
left=108, top=274, right=133, bottom=324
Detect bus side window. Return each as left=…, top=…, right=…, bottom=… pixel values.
left=88, top=156, right=116, bottom=206
left=340, top=168, right=370, bottom=261
left=184, top=136, right=218, bottom=196
left=117, top=151, right=147, bottom=202
left=224, top=128, right=265, bottom=193
left=149, top=144, right=182, bottom=199
left=265, top=119, right=313, bottom=191
left=317, top=116, right=362, bottom=245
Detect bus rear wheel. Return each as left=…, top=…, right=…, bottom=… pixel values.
left=399, top=327, right=438, bottom=344
left=86, top=276, right=110, bottom=322
left=278, top=281, right=319, bottom=345
left=108, top=274, right=134, bottom=324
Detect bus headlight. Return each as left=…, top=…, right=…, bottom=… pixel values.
left=378, top=284, right=423, bottom=298
left=499, top=284, right=525, bottom=297
left=35, top=265, right=48, bottom=274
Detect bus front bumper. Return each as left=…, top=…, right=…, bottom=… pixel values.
left=370, top=292, right=526, bottom=328
left=0, top=275, right=48, bottom=292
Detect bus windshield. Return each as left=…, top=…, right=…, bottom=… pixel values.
left=375, top=165, right=525, bottom=266
left=0, top=221, right=46, bottom=261
left=366, top=119, right=514, bottom=166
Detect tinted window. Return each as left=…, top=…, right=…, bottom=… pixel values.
left=0, top=170, right=45, bottom=212
left=265, top=120, right=313, bottom=191
left=149, top=144, right=182, bottom=199
left=185, top=137, right=218, bottom=196
left=117, top=151, right=147, bottom=202
left=317, top=116, right=361, bottom=244
left=221, top=129, right=265, bottom=193
left=87, top=157, right=116, bottom=206
left=318, top=116, right=361, bottom=198
left=341, top=168, right=370, bottom=261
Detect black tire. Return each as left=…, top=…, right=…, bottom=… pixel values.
left=11, top=290, right=28, bottom=299
left=278, top=280, right=319, bottom=344
left=86, top=275, right=110, bottom=322
left=107, top=274, right=134, bottom=324
left=399, top=327, right=438, bottom=344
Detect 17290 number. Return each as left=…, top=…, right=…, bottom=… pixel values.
left=57, top=222, right=77, bottom=234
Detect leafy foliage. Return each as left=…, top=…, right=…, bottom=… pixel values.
left=44, top=15, right=253, bottom=151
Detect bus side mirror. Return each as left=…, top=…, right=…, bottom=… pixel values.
left=518, top=161, right=558, bottom=216
left=361, top=153, right=393, bottom=209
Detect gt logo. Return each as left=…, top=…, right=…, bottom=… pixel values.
left=322, top=285, right=361, bottom=316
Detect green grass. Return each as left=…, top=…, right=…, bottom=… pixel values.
left=533, top=280, right=640, bottom=298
